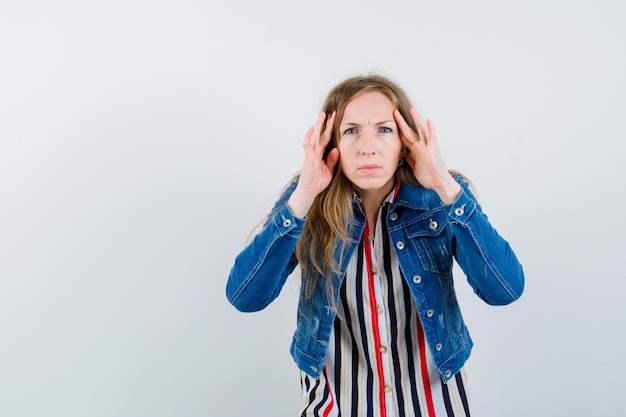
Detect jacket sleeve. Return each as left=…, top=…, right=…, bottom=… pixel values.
left=225, top=181, right=302, bottom=312
left=448, top=176, right=525, bottom=305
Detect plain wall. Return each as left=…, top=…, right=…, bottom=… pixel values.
left=1, top=0, right=624, bottom=416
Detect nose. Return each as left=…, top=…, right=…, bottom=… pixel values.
left=359, top=130, right=377, bottom=155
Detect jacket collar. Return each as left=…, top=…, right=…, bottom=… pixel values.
left=393, top=182, right=432, bottom=211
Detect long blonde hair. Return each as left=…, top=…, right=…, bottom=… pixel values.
left=295, top=75, right=427, bottom=301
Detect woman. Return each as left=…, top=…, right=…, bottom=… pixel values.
left=226, top=75, right=524, bottom=416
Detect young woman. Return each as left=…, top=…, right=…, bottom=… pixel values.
left=226, top=75, right=524, bottom=417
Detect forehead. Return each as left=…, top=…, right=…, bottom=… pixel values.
left=342, top=91, right=395, bottom=121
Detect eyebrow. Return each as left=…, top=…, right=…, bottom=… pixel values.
left=340, top=119, right=396, bottom=127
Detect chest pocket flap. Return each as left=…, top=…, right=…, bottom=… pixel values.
left=405, top=209, right=453, bottom=274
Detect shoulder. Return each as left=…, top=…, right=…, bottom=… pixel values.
left=395, top=174, right=475, bottom=211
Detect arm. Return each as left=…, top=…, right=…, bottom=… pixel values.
left=394, top=109, right=524, bottom=305
left=226, top=112, right=339, bottom=312
left=448, top=176, right=525, bottom=305
left=226, top=183, right=303, bottom=312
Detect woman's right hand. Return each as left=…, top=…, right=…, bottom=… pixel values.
left=287, top=112, right=339, bottom=218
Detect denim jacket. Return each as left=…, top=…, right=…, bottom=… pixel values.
left=226, top=176, right=524, bottom=383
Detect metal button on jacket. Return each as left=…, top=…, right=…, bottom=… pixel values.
left=396, top=241, right=405, bottom=250
left=412, top=275, right=422, bottom=284
left=429, top=220, right=438, bottom=230
left=389, top=212, right=398, bottom=221
left=282, top=218, right=292, bottom=227
left=426, top=309, right=434, bottom=318
left=454, top=206, right=464, bottom=216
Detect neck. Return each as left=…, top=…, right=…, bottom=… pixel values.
left=357, top=180, right=396, bottom=231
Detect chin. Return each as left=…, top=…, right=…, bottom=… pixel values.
left=351, top=177, right=395, bottom=192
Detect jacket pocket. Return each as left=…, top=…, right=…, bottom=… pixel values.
left=405, top=209, right=453, bottom=275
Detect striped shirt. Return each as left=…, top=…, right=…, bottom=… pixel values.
left=299, top=186, right=471, bottom=417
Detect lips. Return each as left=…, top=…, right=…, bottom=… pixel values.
left=358, top=164, right=382, bottom=175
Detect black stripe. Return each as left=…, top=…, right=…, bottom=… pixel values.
left=302, top=373, right=311, bottom=392
left=333, top=316, right=343, bottom=416
left=354, top=238, right=375, bottom=417
left=401, top=274, right=423, bottom=415
left=381, top=206, right=407, bottom=416
left=442, top=376, right=454, bottom=416
left=339, top=277, right=359, bottom=415
left=301, top=376, right=321, bottom=417
left=312, top=370, right=331, bottom=417
left=455, top=372, right=471, bottom=416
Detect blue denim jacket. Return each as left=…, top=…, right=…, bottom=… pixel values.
left=226, top=176, right=524, bottom=383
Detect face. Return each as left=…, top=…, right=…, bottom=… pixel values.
left=338, top=91, right=402, bottom=196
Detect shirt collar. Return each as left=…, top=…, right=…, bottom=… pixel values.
left=351, top=181, right=401, bottom=206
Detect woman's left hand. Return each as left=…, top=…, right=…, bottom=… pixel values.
left=393, top=108, right=461, bottom=204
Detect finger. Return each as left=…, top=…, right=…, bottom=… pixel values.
left=393, top=109, right=419, bottom=146
left=426, top=118, right=438, bottom=145
left=410, top=108, right=428, bottom=145
left=303, top=125, right=315, bottom=147
left=309, top=112, right=327, bottom=146
left=320, top=111, right=336, bottom=148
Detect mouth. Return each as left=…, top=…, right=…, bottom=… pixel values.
left=358, top=164, right=382, bottom=175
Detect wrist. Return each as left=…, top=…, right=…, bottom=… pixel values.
left=288, top=188, right=316, bottom=218
left=436, top=181, right=462, bottom=205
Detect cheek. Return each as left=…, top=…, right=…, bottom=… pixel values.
left=388, top=137, right=403, bottom=156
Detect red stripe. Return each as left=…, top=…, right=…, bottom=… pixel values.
left=417, top=318, right=436, bottom=417
left=322, top=369, right=335, bottom=417
left=363, top=223, right=387, bottom=417
left=391, top=181, right=401, bottom=202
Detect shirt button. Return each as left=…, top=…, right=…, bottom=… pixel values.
left=370, top=266, right=379, bottom=274
left=429, top=220, right=438, bottom=230
left=412, top=275, right=422, bottom=284
left=379, top=345, right=388, bottom=354
left=435, top=343, right=443, bottom=351
left=454, top=206, right=464, bottom=216
left=396, top=241, right=405, bottom=250
left=383, top=385, right=392, bottom=393
left=389, top=212, right=398, bottom=221
left=426, top=309, right=434, bottom=318
left=375, top=305, right=384, bottom=315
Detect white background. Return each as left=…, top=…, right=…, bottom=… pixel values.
left=1, top=0, right=624, bottom=416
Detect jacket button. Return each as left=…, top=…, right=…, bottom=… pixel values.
left=429, top=220, right=438, bottom=230
left=412, top=275, right=421, bottom=284
left=445, top=370, right=451, bottom=378
left=396, top=241, right=405, bottom=250
left=282, top=218, right=292, bottom=227
left=454, top=206, right=464, bottom=216
left=435, top=343, right=442, bottom=351
left=389, top=212, right=398, bottom=221
left=426, top=309, right=434, bottom=318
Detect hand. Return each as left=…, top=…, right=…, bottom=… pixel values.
left=288, top=112, right=340, bottom=217
left=394, top=108, right=461, bottom=204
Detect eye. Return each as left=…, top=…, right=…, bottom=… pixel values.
left=380, top=126, right=393, bottom=133
left=343, top=127, right=358, bottom=135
